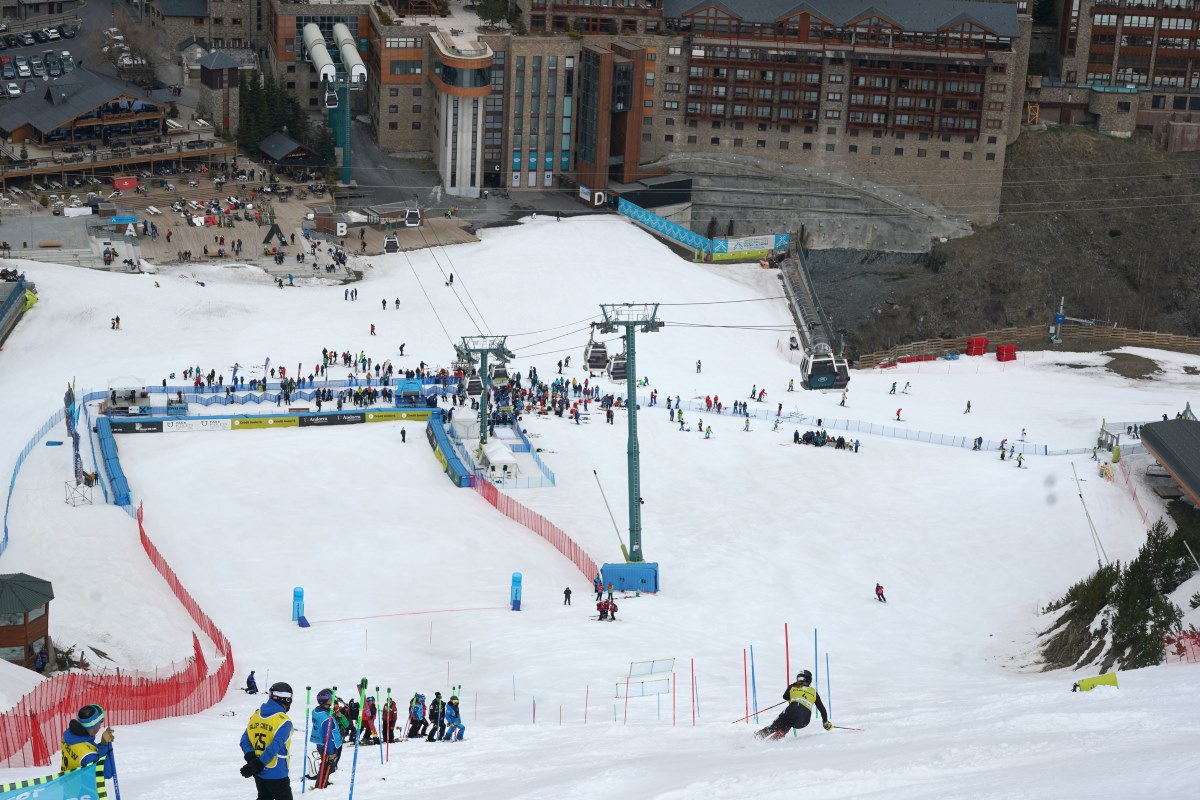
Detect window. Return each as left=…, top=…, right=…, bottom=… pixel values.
left=733, top=138, right=743, bottom=146
left=986, top=135, right=997, bottom=144
left=643, top=132, right=652, bottom=142
left=286, top=66, right=296, bottom=73
left=779, top=141, right=788, bottom=150
left=963, top=151, right=972, bottom=160
left=894, top=147, right=903, bottom=156
left=665, top=83, right=680, bottom=93
left=286, top=81, right=295, bottom=89
left=213, top=17, right=223, bottom=24
left=389, top=88, right=399, bottom=97
left=687, top=135, right=697, bottom=143
left=385, top=36, right=422, bottom=48
left=0, top=612, right=21, bottom=626
left=412, top=121, right=421, bottom=129
left=665, top=134, right=674, bottom=142
left=413, top=104, right=422, bottom=113
left=711, top=136, right=720, bottom=145
left=663, top=100, right=679, bottom=111
left=645, top=72, right=655, bottom=86
left=1117, top=101, right=1131, bottom=112
left=668, top=46, right=681, bottom=56
left=824, top=110, right=841, bottom=119
left=871, top=146, right=881, bottom=155
left=388, top=122, right=398, bottom=129
left=849, top=144, right=858, bottom=153
left=985, top=153, right=996, bottom=161
left=991, top=83, right=1006, bottom=93
left=27, top=605, right=44, bottom=622
left=825, top=143, right=835, bottom=151
left=803, top=142, right=812, bottom=150
left=940, top=150, right=950, bottom=159
left=413, top=88, right=422, bottom=97
left=0, top=646, right=23, bottom=660
left=826, top=127, right=836, bottom=135
left=646, top=53, right=656, bottom=62
left=390, top=61, right=423, bottom=76
left=826, top=92, right=842, bottom=101
left=917, top=148, right=926, bottom=157
left=756, top=139, right=765, bottom=148
left=829, top=74, right=843, bottom=83
left=644, top=100, right=655, bottom=108
left=389, top=105, right=398, bottom=114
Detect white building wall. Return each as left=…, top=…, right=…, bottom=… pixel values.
left=437, top=91, right=484, bottom=198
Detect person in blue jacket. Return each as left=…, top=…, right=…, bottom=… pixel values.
left=60, top=703, right=115, bottom=778
left=443, top=696, right=465, bottom=741
left=246, top=670, right=259, bottom=694
left=239, top=682, right=294, bottom=799
left=309, top=688, right=341, bottom=788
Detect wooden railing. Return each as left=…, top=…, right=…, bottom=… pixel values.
left=856, top=323, right=1200, bottom=368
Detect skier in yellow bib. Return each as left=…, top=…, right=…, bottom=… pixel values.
left=755, top=670, right=832, bottom=740
left=239, top=682, right=295, bottom=799
left=60, top=703, right=115, bottom=778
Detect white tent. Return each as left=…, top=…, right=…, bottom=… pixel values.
left=481, top=441, right=518, bottom=478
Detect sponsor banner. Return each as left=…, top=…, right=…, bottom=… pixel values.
left=425, top=422, right=437, bottom=450
left=230, top=416, right=299, bottom=430
left=365, top=410, right=433, bottom=423
left=109, top=419, right=163, bottom=433
left=718, top=234, right=776, bottom=253
left=298, top=413, right=364, bottom=427
left=0, top=758, right=105, bottom=799
left=163, top=418, right=233, bottom=433
left=711, top=248, right=771, bottom=262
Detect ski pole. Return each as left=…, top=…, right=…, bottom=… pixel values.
left=108, top=744, right=122, bottom=800
left=375, top=686, right=384, bottom=765
left=731, top=701, right=784, bottom=724
left=347, top=683, right=366, bottom=800
left=831, top=724, right=864, bottom=731
left=315, top=685, right=337, bottom=790
left=384, top=688, right=392, bottom=763
left=301, top=686, right=311, bottom=795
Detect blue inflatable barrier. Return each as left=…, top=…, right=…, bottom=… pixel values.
left=94, top=417, right=132, bottom=507
left=425, top=412, right=471, bottom=487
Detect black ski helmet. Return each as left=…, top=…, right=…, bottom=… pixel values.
left=317, top=688, right=333, bottom=706
left=268, top=682, right=294, bottom=709
left=795, top=670, right=813, bottom=685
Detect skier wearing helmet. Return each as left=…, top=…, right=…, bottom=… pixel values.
left=239, top=681, right=295, bottom=798
left=444, top=696, right=465, bottom=741
left=60, top=703, right=116, bottom=777
left=309, top=688, right=341, bottom=788
left=755, top=670, right=832, bottom=740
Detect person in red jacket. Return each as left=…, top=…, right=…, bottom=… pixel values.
left=596, top=600, right=608, bottom=621
left=381, top=698, right=398, bottom=743
left=359, top=696, right=379, bottom=745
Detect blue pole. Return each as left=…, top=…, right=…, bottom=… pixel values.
left=826, top=652, right=832, bottom=718
left=813, top=627, right=819, bottom=691
left=108, top=746, right=122, bottom=800
left=693, top=674, right=700, bottom=719
left=347, top=689, right=365, bottom=800
left=749, top=644, right=760, bottom=722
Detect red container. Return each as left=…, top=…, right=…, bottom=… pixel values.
left=965, top=336, right=989, bottom=356
left=996, top=344, right=1017, bottom=362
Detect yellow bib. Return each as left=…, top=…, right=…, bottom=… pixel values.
left=245, top=709, right=291, bottom=769
left=788, top=685, right=817, bottom=712
left=60, top=739, right=97, bottom=774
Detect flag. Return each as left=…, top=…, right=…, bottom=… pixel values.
left=0, top=759, right=107, bottom=799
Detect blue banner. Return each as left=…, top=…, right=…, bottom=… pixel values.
left=0, top=760, right=107, bottom=799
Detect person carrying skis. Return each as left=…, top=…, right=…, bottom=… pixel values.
left=239, top=682, right=295, bottom=798
left=246, top=670, right=259, bottom=694
left=359, top=696, right=380, bottom=745
left=381, top=697, right=398, bottom=744
left=444, top=696, right=465, bottom=741
left=875, top=583, right=887, bottom=603
left=427, top=692, right=447, bottom=742
left=60, top=703, right=115, bottom=778
left=407, top=694, right=427, bottom=739
left=309, top=688, right=341, bottom=788
left=755, top=671, right=831, bottom=740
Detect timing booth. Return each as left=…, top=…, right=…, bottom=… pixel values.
left=481, top=442, right=519, bottom=482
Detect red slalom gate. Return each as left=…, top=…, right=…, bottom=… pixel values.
left=0, top=505, right=234, bottom=767
left=471, top=476, right=601, bottom=580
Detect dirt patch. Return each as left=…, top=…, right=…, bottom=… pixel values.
left=1185, top=366, right=1199, bottom=376
left=1056, top=363, right=1090, bottom=370
left=1103, top=352, right=1160, bottom=379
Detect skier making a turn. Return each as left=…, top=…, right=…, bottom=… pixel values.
left=756, top=670, right=832, bottom=740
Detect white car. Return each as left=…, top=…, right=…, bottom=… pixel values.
left=43, top=28, right=60, bottom=41
left=104, top=27, right=124, bottom=41
left=118, top=55, right=145, bottom=68
left=4, top=83, right=18, bottom=98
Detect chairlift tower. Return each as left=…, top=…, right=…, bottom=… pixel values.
left=456, top=336, right=514, bottom=447
left=599, top=303, right=663, bottom=563
left=306, top=22, right=366, bottom=186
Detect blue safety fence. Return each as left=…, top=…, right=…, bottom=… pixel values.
left=2, top=406, right=66, bottom=559
left=0, top=278, right=28, bottom=330
left=445, top=423, right=557, bottom=489
left=94, top=417, right=132, bottom=506
left=79, top=395, right=109, bottom=504
left=425, top=413, right=471, bottom=487
left=627, top=392, right=1091, bottom=457
left=147, top=375, right=462, bottom=395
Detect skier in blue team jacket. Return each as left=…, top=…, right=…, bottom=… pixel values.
left=309, top=688, right=341, bottom=788
left=239, top=682, right=294, bottom=799
left=443, top=696, right=465, bottom=741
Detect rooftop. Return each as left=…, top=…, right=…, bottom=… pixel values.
left=0, top=70, right=158, bottom=137
left=0, top=573, right=53, bottom=615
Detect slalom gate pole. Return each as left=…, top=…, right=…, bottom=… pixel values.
left=749, top=645, right=760, bottom=722
left=731, top=701, right=784, bottom=724
left=346, top=683, right=366, bottom=800
left=826, top=653, right=831, bottom=718
left=584, top=685, right=589, bottom=724
left=315, top=685, right=337, bottom=790
left=301, top=686, right=311, bottom=795
left=375, top=686, right=383, bottom=764
left=623, top=676, right=630, bottom=724
left=784, top=624, right=790, bottom=684
left=694, top=668, right=701, bottom=720
left=814, top=628, right=819, bottom=693
left=672, top=672, right=676, bottom=727
left=533, top=697, right=536, bottom=724
left=690, top=658, right=695, bottom=727
left=108, top=745, right=122, bottom=800
left=742, top=649, right=749, bottom=724
left=385, top=688, right=392, bottom=763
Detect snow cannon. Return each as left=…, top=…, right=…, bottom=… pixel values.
left=510, top=572, right=522, bottom=611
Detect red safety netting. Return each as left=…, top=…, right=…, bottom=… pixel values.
left=1162, top=632, right=1200, bottom=663
left=0, top=504, right=234, bottom=767
left=471, top=476, right=600, bottom=581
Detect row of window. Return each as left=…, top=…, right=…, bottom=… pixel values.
left=384, top=36, right=422, bottom=48
left=656, top=132, right=998, bottom=160
left=1095, top=13, right=1196, bottom=27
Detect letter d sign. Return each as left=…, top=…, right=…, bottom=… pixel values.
left=336, top=222, right=348, bottom=236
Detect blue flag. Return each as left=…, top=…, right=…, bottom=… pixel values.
left=0, top=760, right=107, bottom=800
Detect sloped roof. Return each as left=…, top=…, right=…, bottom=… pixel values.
left=177, top=34, right=208, bottom=53
left=155, top=0, right=207, bottom=17
left=0, top=573, right=53, bottom=615
left=197, top=50, right=239, bottom=70
left=258, top=130, right=317, bottom=162
left=663, top=0, right=1020, bottom=37
left=1141, top=419, right=1200, bottom=507
left=0, top=69, right=157, bottom=136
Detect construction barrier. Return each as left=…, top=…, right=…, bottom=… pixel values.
left=0, top=504, right=233, bottom=767
left=1163, top=633, right=1200, bottom=663
left=470, top=476, right=599, bottom=581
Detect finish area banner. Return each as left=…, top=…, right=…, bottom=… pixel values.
left=0, top=760, right=106, bottom=799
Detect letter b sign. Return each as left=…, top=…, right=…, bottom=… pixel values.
left=336, top=222, right=348, bottom=236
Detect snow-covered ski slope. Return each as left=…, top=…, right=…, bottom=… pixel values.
left=1, top=217, right=1197, bottom=798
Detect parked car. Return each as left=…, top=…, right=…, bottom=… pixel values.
left=30, top=58, right=44, bottom=77
left=0, top=65, right=13, bottom=81
left=0, top=23, right=8, bottom=33
left=31, top=30, right=48, bottom=44
left=58, top=25, right=77, bottom=39
left=4, top=82, right=19, bottom=98
left=3, top=35, right=18, bottom=48
left=43, top=28, right=60, bottom=41
left=0, top=39, right=7, bottom=52
left=15, top=63, right=29, bottom=79
left=61, top=56, right=74, bottom=73
left=18, top=33, right=34, bottom=46
left=47, top=61, right=60, bottom=77
left=104, top=28, right=123, bottom=41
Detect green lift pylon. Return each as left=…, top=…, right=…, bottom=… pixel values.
left=456, top=336, right=514, bottom=448
left=599, top=303, right=663, bottom=563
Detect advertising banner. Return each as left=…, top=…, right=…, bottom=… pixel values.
left=230, top=416, right=299, bottom=430
left=365, top=410, right=433, bottom=423
left=109, top=419, right=164, bottom=433
left=297, top=413, right=364, bottom=428
left=163, top=418, right=232, bottom=432
left=0, top=759, right=105, bottom=799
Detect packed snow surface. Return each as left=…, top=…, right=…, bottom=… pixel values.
left=1, top=216, right=1198, bottom=798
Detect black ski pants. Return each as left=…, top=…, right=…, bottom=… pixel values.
left=427, top=719, right=445, bottom=741
left=253, top=776, right=294, bottom=800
